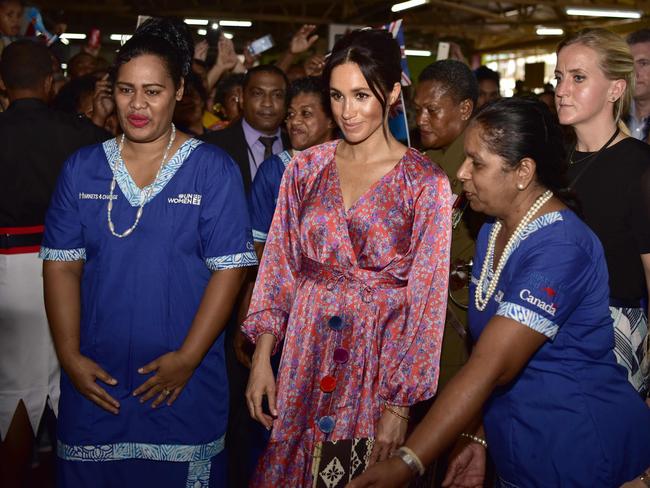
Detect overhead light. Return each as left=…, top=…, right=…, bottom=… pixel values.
left=198, top=29, right=207, bottom=36
left=405, top=49, right=432, bottom=57
left=565, top=7, right=642, bottom=19
left=536, top=27, right=564, bottom=36
left=211, top=22, right=219, bottom=30
left=391, top=0, right=428, bottom=13
left=60, top=37, right=69, bottom=45
left=219, top=20, right=252, bottom=27
left=184, top=18, right=209, bottom=25
left=60, top=33, right=86, bottom=40
left=223, top=32, right=234, bottom=39
left=61, top=63, right=67, bottom=69
left=110, top=34, right=132, bottom=42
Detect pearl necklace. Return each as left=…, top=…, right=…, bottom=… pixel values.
left=474, top=190, right=553, bottom=312
left=107, top=124, right=176, bottom=238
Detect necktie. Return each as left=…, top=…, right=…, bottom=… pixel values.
left=259, top=136, right=277, bottom=161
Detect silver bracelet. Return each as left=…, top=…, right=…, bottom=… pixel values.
left=460, top=432, right=488, bottom=449
left=392, top=446, right=425, bottom=476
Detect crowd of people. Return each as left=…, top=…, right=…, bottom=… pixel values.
left=0, top=2, right=649, bottom=487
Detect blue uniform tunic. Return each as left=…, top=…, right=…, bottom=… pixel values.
left=40, top=138, right=257, bottom=487
left=469, top=210, right=650, bottom=488
left=250, top=150, right=292, bottom=244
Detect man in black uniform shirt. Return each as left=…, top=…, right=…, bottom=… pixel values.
left=0, top=39, right=109, bottom=486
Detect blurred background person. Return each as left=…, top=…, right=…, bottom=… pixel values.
left=556, top=28, right=650, bottom=399
left=0, top=0, right=22, bottom=55
left=411, top=59, right=480, bottom=484
left=626, top=28, right=650, bottom=142
left=473, top=65, right=500, bottom=109
left=66, top=51, right=96, bottom=80
left=249, top=75, right=336, bottom=251
left=202, top=64, right=289, bottom=194
left=212, top=73, right=244, bottom=129
left=203, top=63, right=289, bottom=488
left=413, top=59, right=479, bottom=386
left=0, top=38, right=109, bottom=488
left=173, top=70, right=209, bottom=136
left=51, top=73, right=96, bottom=117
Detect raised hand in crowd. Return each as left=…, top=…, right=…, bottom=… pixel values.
left=206, top=35, right=240, bottom=91
left=194, top=39, right=208, bottom=62
left=277, top=24, right=319, bottom=73
left=289, top=24, right=319, bottom=54
left=90, top=73, right=114, bottom=128
left=304, top=53, right=326, bottom=77
left=243, top=41, right=259, bottom=70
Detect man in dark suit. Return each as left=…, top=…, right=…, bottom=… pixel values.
left=201, top=64, right=289, bottom=488
left=202, top=64, right=290, bottom=194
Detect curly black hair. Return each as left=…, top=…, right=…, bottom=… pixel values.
left=418, top=60, right=478, bottom=106
left=112, top=17, right=193, bottom=88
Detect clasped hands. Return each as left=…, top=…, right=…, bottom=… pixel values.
left=65, top=350, right=197, bottom=415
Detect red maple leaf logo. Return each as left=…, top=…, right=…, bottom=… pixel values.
left=542, top=286, right=557, bottom=298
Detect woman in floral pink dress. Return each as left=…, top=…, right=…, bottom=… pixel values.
left=243, top=29, right=452, bottom=487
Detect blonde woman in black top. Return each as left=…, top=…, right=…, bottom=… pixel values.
left=555, top=28, right=650, bottom=400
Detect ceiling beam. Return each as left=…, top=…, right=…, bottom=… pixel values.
left=427, top=0, right=505, bottom=20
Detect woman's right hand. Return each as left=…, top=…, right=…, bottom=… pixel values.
left=441, top=442, right=486, bottom=488
left=245, top=355, right=277, bottom=429
left=63, top=353, right=120, bottom=415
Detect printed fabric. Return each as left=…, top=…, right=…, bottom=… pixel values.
left=243, top=140, right=452, bottom=486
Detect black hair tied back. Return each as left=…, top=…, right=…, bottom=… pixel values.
left=472, top=97, right=580, bottom=214
left=112, top=17, right=194, bottom=88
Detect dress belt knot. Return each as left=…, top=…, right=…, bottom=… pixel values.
left=301, top=255, right=406, bottom=303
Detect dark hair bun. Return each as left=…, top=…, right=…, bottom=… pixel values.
left=112, top=16, right=193, bottom=87
left=133, top=17, right=193, bottom=77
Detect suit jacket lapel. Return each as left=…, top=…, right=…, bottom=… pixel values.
left=231, top=120, right=252, bottom=193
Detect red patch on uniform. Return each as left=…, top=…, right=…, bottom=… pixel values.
left=542, top=286, right=556, bottom=298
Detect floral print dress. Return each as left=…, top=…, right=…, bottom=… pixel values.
left=243, top=140, right=452, bottom=486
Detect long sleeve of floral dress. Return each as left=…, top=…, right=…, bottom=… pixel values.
left=242, top=154, right=302, bottom=350
left=378, top=175, right=452, bottom=405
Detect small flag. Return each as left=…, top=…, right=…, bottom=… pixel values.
left=381, top=19, right=412, bottom=86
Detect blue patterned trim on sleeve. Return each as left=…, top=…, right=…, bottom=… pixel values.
left=205, top=251, right=258, bottom=270
left=57, top=436, right=223, bottom=488
left=252, top=229, right=268, bottom=243
left=496, top=301, right=559, bottom=339
left=103, top=138, right=203, bottom=207
left=39, top=247, right=86, bottom=261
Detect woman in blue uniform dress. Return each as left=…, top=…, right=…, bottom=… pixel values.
left=40, top=18, right=256, bottom=487
left=348, top=98, right=650, bottom=488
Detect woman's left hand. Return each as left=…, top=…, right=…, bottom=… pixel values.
left=368, top=407, right=408, bottom=465
left=133, top=351, right=197, bottom=408
left=346, top=457, right=412, bottom=488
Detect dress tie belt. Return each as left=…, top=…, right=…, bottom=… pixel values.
left=301, top=255, right=406, bottom=303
